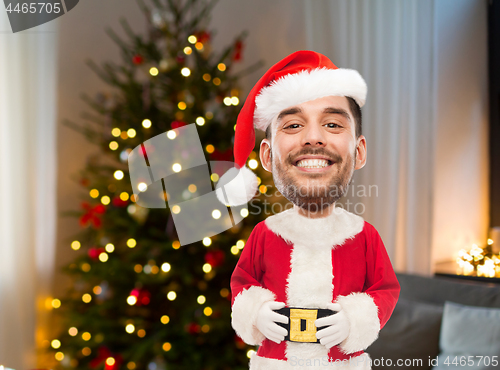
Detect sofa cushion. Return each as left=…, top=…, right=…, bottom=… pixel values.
left=432, top=301, right=500, bottom=370
left=366, top=297, right=443, bottom=370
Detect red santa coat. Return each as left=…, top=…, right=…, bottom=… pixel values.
left=231, top=207, right=400, bottom=370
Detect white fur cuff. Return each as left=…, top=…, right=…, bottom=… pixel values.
left=231, top=286, right=276, bottom=345
left=336, top=292, right=380, bottom=354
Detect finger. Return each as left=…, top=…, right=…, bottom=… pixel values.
left=267, top=332, right=283, bottom=344
left=316, top=325, right=338, bottom=339
left=270, top=311, right=289, bottom=324
left=327, top=303, right=342, bottom=312
left=269, top=323, right=288, bottom=337
left=268, top=301, right=286, bottom=310
left=315, top=316, right=335, bottom=327
left=321, top=334, right=343, bottom=348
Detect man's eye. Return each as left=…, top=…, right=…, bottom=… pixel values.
left=325, top=123, right=341, bottom=128
left=284, top=123, right=301, bottom=129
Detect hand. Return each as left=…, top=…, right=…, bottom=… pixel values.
left=315, top=303, right=350, bottom=349
left=256, top=301, right=289, bottom=344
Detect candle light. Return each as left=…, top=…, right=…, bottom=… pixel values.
left=490, top=227, right=500, bottom=254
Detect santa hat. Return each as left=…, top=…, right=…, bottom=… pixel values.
left=215, top=50, right=367, bottom=206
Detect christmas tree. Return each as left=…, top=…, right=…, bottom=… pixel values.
left=51, top=1, right=268, bottom=369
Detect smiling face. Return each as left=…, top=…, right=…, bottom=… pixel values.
left=259, top=95, right=367, bottom=215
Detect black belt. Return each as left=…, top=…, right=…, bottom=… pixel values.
left=274, top=307, right=337, bottom=343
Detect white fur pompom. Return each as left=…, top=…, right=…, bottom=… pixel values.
left=215, top=166, right=258, bottom=206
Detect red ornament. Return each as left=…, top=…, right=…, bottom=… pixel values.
left=235, top=334, right=246, bottom=349
left=90, top=346, right=123, bottom=370
left=79, top=202, right=106, bottom=228
left=204, top=250, right=225, bottom=268
left=186, top=322, right=201, bottom=334
left=88, top=247, right=106, bottom=260
left=233, top=40, right=244, bottom=61
left=171, top=121, right=187, bottom=129
left=112, top=196, right=128, bottom=207
left=195, top=31, right=211, bottom=44
left=130, top=288, right=151, bottom=306
left=132, top=54, right=144, bottom=65
left=211, top=147, right=233, bottom=162
left=176, top=55, right=185, bottom=64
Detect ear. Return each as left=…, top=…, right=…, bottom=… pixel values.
left=259, top=138, right=272, bottom=172
left=354, top=135, right=367, bottom=170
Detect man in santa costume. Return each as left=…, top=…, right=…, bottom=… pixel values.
left=215, top=50, right=400, bottom=370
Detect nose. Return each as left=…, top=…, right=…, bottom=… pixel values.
left=301, top=123, right=326, bottom=147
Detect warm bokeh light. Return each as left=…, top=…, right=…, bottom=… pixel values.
left=161, top=315, right=170, bottom=324
left=161, top=262, right=171, bottom=272
left=217, top=63, right=226, bottom=71
left=172, top=163, right=182, bottom=172
left=142, top=119, right=152, bottom=128
left=82, top=294, right=92, bottom=303
left=114, top=170, right=124, bottom=180
left=163, top=342, right=172, bottom=351
left=202, top=237, right=212, bottom=246
left=248, top=159, right=259, bottom=169
left=167, top=130, right=176, bottom=139
left=149, top=67, right=159, bottom=76
left=98, top=252, right=108, bottom=262
left=203, top=307, right=213, bottom=316
left=167, top=291, right=177, bottom=301
left=202, top=263, right=212, bottom=273
left=127, top=238, right=137, bottom=248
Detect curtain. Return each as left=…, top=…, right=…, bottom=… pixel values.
left=305, top=0, right=488, bottom=275
left=0, top=12, right=58, bottom=369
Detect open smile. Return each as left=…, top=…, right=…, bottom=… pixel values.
left=292, top=156, right=335, bottom=172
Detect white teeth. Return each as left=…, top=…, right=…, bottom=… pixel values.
left=296, top=159, right=329, bottom=168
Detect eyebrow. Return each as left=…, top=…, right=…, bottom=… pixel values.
left=323, top=107, right=351, bottom=122
left=277, top=107, right=302, bottom=122
left=276, top=106, right=351, bottom=123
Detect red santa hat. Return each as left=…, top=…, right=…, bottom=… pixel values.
left=215, top=50, right=367, bottom=206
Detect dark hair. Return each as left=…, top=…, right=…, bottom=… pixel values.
left=265, top=96, right=362, bottom=140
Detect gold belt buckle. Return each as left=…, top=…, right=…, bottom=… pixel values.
left=289, top=308, right=318, bottom=343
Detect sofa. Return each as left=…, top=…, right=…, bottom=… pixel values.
left=366, top=273, right=500, bottom=370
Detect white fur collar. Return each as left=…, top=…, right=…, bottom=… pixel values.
left=265, top=207, right=364, bottom=248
